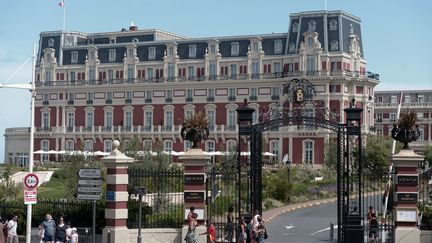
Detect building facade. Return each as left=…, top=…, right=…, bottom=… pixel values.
left=4, top=10, right=379, bottom=166
left=374, top=90, right=432, bottom=152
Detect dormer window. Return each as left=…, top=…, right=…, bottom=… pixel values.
left=188, top=45, right=196, bottom=58
left=110, top=37, right=116, bottom=44
left=329, top=19, right=338, bottom=31
left=252, top=42, right=259, bottom=52
left=109, top=49, right=116, bottom=62
left=128, top=49, right=134, bottom=58
left=89, top=51, right=95, bottom=60
left=288, top=42, right=296, bottom=52
left=330, top=40, right=339, bottom=51
left=148, top=47, right=156, bottom=60
left=292, top=22, right=299, bottom=33
left=168, top=47, right=174, bottom=56
left=308, top=20, right=316, bottom=32
left=274, top=39, right=282, bottom=54
left=307, top=37, right=314, bottom=47
left=210, top=45, right=216, bottom=54
left=231, top=42, right=239, bottom=56
left=71, top=51, right=78, bottom=64
left=48, top=38, right=54, bottom=47
left=132, top=38, right=139, bottom=43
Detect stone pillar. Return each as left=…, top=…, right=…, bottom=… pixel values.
left=179, top=148, right=211, bottom=243
left=102, top=140, right=134, bottom=243
left=393, top=149, right=424, bottom=242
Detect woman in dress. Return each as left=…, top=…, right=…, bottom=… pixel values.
left=184, top=213, right=199, bottom=243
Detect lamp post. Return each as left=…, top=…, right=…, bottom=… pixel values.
left=0, top=44, right=36, bottom=243
left=133, top=186, right=147, bottom=243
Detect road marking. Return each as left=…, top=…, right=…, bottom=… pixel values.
left=310, top=225, right=338, bottom=235
left=285, top=224, right=295, bottom=230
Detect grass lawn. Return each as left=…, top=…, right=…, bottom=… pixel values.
left=37, top=176, right=72, bottom=199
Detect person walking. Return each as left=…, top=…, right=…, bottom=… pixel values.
left=184, top=213, right=199, bottom=243
left=225, top=206, right=235, bottom=242
left=0, top=217, right=6, bottom=243
left=237, top=216, right=247, bottom=243
left=368, top=213, right=379, bottom=243
left=69, top=228, right=78, bottom=243
left=6, top=215, right=18, bottom=243
left=54, top=217, right=67, bottom=243
left=40, top=214, right=56, bottom=243
left=199, top=219, right=216, bottom=243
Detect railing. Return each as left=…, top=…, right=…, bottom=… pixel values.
left=185, top=97, right=193, bottom=102
left=145, top=98, right=152, bottom=103
left=165, top=97, right=173, bottom=103
left=86, top=100, right=93, bottom=105
left=207, top=97, right=215, bottom=102
left=43, top=100, right=49, bottom=105
left=249, top=95, right=257, bottom=101
left=375, top=102, right=432, bottom=108
left=125, top=99, right=132, bottom=104
left=35, top=70, right=380, bottom=88
left=228, top=96, right=236, bottom=101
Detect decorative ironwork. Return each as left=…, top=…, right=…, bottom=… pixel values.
left=283, top=78, right=316, bottom=104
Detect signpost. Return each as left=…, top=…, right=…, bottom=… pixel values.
left=23, top=173, right=39, bottom=189
left=77, top=168, right=101, bottom=243
left=23, top=173, right=39, bottom=205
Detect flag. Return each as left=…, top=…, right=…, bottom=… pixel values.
left=58, top=0, right=64, bottom=7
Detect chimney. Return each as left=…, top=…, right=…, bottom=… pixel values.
left=129, top=21, right=138, bottom=31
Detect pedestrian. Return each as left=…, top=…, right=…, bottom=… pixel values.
left=40, top=214, right=56, bottom=243
left=367, top=206, right=376, bottom=225
left=237, top=216, right=247, bottom=243
left=0, top=217, right=6, bottom=243
left=65, top=222, right=72, bottom=243
left=368, top=213, right=379, bottom=243
left=184, top=213, right=199, bottom=243
left=69, top=228, right=78, bottom=243
left=6, top=215, right=18, bottom=243
left=54, top=217, right=67, bottom=243
left=199, top=219, right=216, bottom=243
left=225, top=206, right=235, bottom=242
left=254, top=223, right=266, bottom=243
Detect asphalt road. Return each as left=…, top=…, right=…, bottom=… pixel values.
left=266, top=202, right=337, bottom=243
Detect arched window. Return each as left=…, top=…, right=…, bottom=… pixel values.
left=330, top=40, right=339, bottom=51
left=104, top=140, right=113, bottom=153
left=84, top=140, right=93, bottom=152
left=205, top=140, right=215, bottom=152
left=308, top=20, right=316, bottom=32
left=65, top=140, right=74, bottom=151
left=132, top=38, right=139, bottom=43
left=48, top=38, right=54, bottom=47
left=143, top=139, right=152, bottom=151
left=164, top=140, right=173, bottom=152
left=329, top=19, right=338, bottom=31
left=226, top=140, right=237, bottom=152
left=288, top=42, right=296, bottom=53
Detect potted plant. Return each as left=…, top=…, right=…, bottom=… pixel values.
left=391, top=111, right=420, bottom=149
left=180, top=111, right=209, bottom=149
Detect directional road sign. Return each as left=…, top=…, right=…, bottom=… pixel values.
left=77, top=194, right=102, bottom=200
left=78, top=179, right=102, bottom=186
left=23, top=173, right=39, bottom=189
left=24, top=188, right=37, bottom=204
left=78, top=169, right=101, bottom=178
left=78, top=187, right=102, bottom=193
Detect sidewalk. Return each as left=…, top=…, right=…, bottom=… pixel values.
left=262, top=197, right=337, bottom=223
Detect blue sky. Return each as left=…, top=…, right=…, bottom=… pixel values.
left=0, top=0, right=431, bottom=162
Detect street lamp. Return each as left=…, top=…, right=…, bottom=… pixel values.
left=0, top=44, right=36, bottom=243
left=133, top=186, right=147, bottom=243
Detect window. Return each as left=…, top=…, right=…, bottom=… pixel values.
left=108, top=70, right=114, bottom=83
left=376, top=113, right=383, bottom=123
left=106, top=92, right=113, bottom=102
left=229, top=88, right=235, bottom=98
left=308, top=20, right=316, bottom=32
left=270, top=140, right=279, bottom=159
left=292, top=22, right=299, bottom=32
left=252, top=60, right=259, bottom=77
left=226, top=140, right=236, bottom=152
left=148, top=47, right=156, bottom=60
left=330, top=40, right=339, bottom=51
left=124, top=111, right=132, bottom=129
left=165, top=110, right=173, bottom=130
left=272, top=86, right=280, bottom=99
left=89, top=68, right=96, bottom=81
left=132, top=38, right=139, bottom=43
left=67, top=111, right=75, bottom=130
left=404, top=95, right=411, bottom=103
left=418, top=95, right=424, bottom=103
left=210, top=45, right=216, bottom=54
left=419, top=128, right=424, bottom=141
left=184, top=141, right=192, bottom=151
left=304, top=140, right=314, bottom=164
left=231, top=42, right=239, bottom=56
left=185, top=109, right=194, bottom=120
left=166, top=90, right=173, bottom=100
left=89, top=51, right=95, bottom=60
left=187, top=89, right=193, bottom=99
left=127, top=65, right=135, bottom=82
left=208, top=89, right=215, bottom=98
left=86, top=110, right=94, bottom=130
left=84, top=140, right=93, bottom=152
left=68, top=93, right=75, bottom=103
left=329, top=19, right=338, bottom=31
left=126, top=91, right=132, bottom=102
left=252, top=108, right=258, bottom=124
left=209, top=61, right=217, bottom=78
left=188, top=66, right=195, bottom=79
left=307, top=37, right=314, bottom=48
left=167, top=64, right=175, bottom=80
left=42, top=112, right=50, bottom=129
left=45, top=71, right=51, bottom=82
left=43, top=94, right=49, bottom=103
left=41, top=140, right=49, bottom=161
left=146, top=90, right=152, bottom=101
left=390, top=113, right=396, bottom=122
left=104, top=111, right=113, bottom=129
left=274, top=40, right=283, bottom=54
left=205, top=140, right=215, bottom=152
left=376, top=128, right=383, bottom=136
left=87, top=92, right=93, bottom=104
left=188, top=45, right=196, bottom=58
left=207, top=110, right=215, bottom=130
left=377, top=96, right=383, bottom=103
left=168, top=47, right=174, bottom=56
left=288, top=42, right=296, bottom=52
left=227, top=110, right=236, bottom=129
left=70, top=71, right=76, bottom=82
left=417, top=112, right=424, bottom=120
left=306, top=55, right=315, bottom=73
left=71, top=51, right=78, bottom=64
left=48, top=38, right=54, bottom=47
left=164, top=140, right=173, bottom=152
left=391, top=96, right=397, bottom=104
left=250, top=87, right=257, bottom=100
left=144, top=110, right=153, bottom=130
left=274, top=62, right=281, bottom=75
left=147, top=68, right=154, bottom=80
left=109, top=49, right=116, bottom=62
left=65, top=140, right=74, bottom=151
left=252, top=42, right=259, bottom=52
left=104, top=140, right=113, bottom=153
left=230, top=64, right=237, bottom=79
left=143, top=140, right=152, bottom=151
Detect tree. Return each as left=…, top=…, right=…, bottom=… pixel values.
left=424, top=146, right=432, bottom=167
left=0, top=164, right=21, bottom=201
left=363, top=135, right=400, bottom=176
left=324, top=138, right=337, bottom=170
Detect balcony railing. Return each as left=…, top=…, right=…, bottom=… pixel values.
left=165, top=97, right=173, bottom=103
left=43, top=100, right=49, bottom=105
left=125, top=99, right=132, bottom=104
left=207, top=97, right=215, bottom=102
left=67, top=100, right=74, bottom=105
left=186, top=97, right=193, bottom=102
left=228, top=96, right=236, bottom=101
left=35, top=70, right=380, bottom=88
left=86, top=100, right=93, bottom=105
left=249, top=95, right=257, bottom=101
left=271, top=95, right=280, bottom=101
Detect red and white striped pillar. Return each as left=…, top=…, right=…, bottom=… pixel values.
left=102, top=140, right=134, bottom=243
left=179, top=148, right=211, bottom=243
left=393, top=149, right=424, bottom=242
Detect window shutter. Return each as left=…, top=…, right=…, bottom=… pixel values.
left=156, top=69, right=160, bottom=78
left=294, top=63, right=299, bottom=71
left=159, top=69, right=164, bottom=77
left=56, top=73, right=60, bottom=80
left=243, top=66, right=247, bottom=74
left=78, top=73, right=81, bottom=80
left=321, top=62, right=326, bottom=70
left=283, top=64, right=288, bottom=72
left=264, top=64, right=267, bottom=73
left=99, top=72, right=103, bottom=80
left=197, top=67, right=200, bottom=77
left=116, top=71, right=119, bottom=79
left=60, top=73, right=65, bottom=80
left=240, top=66, right=243, bottom=74
left=120, top=71, right=124, bottom=79
left=201, top=67, right=204, bottom=76
left=268, top=64, right=271, bottom=73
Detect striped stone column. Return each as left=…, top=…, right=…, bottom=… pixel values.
left=179, top=148, right=211, bottom=243
left=393, top=149, right=424, bottom=242
left=102, top=140, right=134, bottom=243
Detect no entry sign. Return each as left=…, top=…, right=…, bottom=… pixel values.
left=23, top=173, right=39, bottom=189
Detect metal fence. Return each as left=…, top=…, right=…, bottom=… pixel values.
left=128, top=167, right=184, bottom=228
left=419, top=167, right=432, bottom=230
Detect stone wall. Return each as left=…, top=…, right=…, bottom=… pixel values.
left=129, top=228, right=182, bottom=243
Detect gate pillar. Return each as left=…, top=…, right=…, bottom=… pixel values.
left=392, top=149, right=424, bottom=242
left=101, top=140, right=134, bottom=243
left=179, top=148, right=211, bottom=243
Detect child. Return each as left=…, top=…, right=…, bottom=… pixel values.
left=199, top=219, right=216, bottom=243
left=70, top=228, right=78, bottom=243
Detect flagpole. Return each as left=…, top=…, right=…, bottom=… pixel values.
left=63, top=1, right=66, bottom=31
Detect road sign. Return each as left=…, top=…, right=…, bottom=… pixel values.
left=77, top=194, right=102, bottom=200
left=78, top=169, right=101, bottom=178
left=23, top=173, right=39, bottom=189
left=78, top=187, right=102, bottom=193
left=78, top=179, right=102, bottom=186
left=24, top=188, right=37, bottom=204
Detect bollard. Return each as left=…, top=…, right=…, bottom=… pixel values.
left=329, top=223, right=334, bottom=243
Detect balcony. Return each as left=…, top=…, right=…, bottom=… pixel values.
left=105, top=99, right=112, bottom=104
left=145, top=98, right=152, bottom=103
left=165, top=97, right=173, bottom=103
left=249, top=95, right=257, bottom=101
left=122, top=126, right=133, bottom=132
left=67, top=100, right=74, bottom=105
left=43, top=100, right=49, bottom=105
left=207, top=97, right=215, bottom=102
left=271, top=95, right=280, bottom=101
left=125, top=99, right=132, bottom=104
left=228, top=96, right=236, bottom=101
left=86, top=100, right=93, bottom=105
left=186, top=97, right=193, bottom=102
